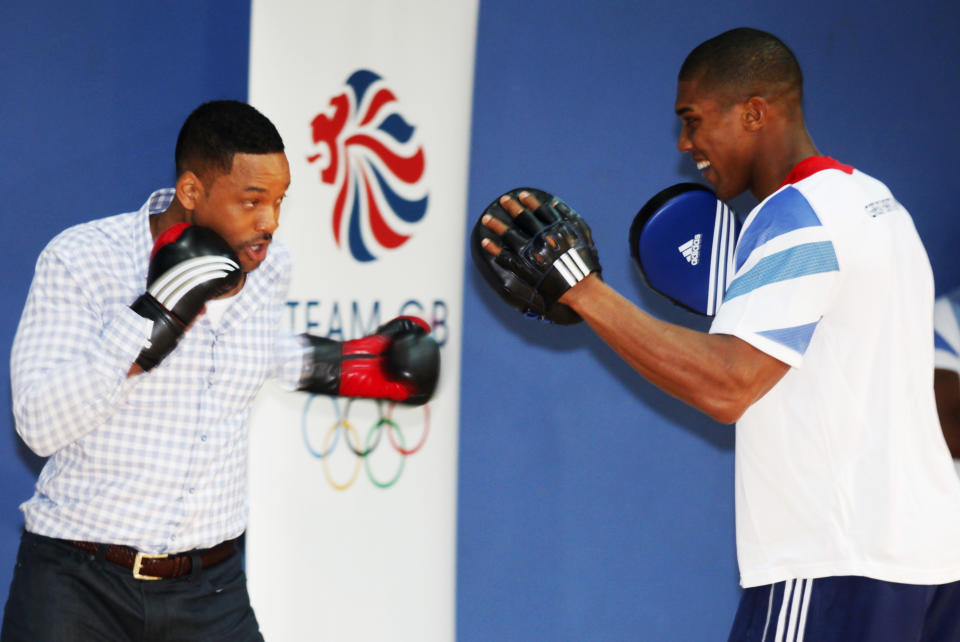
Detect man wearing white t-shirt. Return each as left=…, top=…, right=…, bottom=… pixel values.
left=481, top=27, right=960, bottom=641
left=934, top=289, right=960, bottom=477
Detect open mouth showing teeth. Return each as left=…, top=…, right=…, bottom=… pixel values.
left=696, top=160, right=711, bottom=171
left=245, top=243, right=268, bottom=262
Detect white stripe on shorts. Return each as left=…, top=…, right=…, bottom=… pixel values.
left=767, top=579, right=813, bottom=642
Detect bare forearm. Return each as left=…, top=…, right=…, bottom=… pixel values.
left=562, top=275, right=787, bottom=423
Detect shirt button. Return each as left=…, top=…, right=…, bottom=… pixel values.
left=189, top=488, right=195, bottom=494
left=200, top=435, right=207, bottom=442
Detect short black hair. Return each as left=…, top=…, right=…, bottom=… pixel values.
left=679, top=28, right=803, bottom=107
left=174, top=100, right=285, bottom=179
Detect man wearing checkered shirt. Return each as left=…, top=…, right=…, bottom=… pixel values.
left=0, top=101, right=438, bottom=641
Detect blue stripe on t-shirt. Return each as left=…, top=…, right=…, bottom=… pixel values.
left=935, top=330, right=959, bottom=357
left=736, top=186, right=824, bottom=271
left=724, top=241, right=839, bottom=301
left=759, top=320, right=820, bottom=355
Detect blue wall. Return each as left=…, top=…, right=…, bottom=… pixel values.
left=2, top=2, right=959, bottom=641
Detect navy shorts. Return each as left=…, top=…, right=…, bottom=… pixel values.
left=728, top=575, right=960, bottom=642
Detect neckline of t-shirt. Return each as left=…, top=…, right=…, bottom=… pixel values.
left=780, top=156, right=854, bottom=187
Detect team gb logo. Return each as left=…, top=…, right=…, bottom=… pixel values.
left=307, top=70, right=428, bottom=262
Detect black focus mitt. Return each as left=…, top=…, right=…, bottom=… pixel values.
left=471, top=187, right=601, bottom=325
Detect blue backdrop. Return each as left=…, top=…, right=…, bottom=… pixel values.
left=2, top=2, right=958, bottom=641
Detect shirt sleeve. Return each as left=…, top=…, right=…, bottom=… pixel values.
left=10, top=248, right=152, bottom=457
left=262, top=241, right=311, bottom=389
left=269, top=330, right=312, bottom=390
left=709, top=186, right=841, bottom=368
left=935, top=291, right=960, bottom=374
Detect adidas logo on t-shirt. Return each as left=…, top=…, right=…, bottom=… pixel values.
left=678, top=234, right=702, bottom=265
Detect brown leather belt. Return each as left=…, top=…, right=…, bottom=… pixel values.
left=68, top=538, right=237, bottom=580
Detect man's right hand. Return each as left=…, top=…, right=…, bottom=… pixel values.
left=130, top=223, right=242, bottom=371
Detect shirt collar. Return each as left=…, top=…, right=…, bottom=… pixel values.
left=136, top=189, right=177, bottom=275
left=779, top=156, right=854, bottom=188
left=144, top=188, right=176, bottom=215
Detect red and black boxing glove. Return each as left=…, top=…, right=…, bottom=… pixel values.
left=130, top=223, right=242, bottom=371
left=299, top=316, right=440, bottom=405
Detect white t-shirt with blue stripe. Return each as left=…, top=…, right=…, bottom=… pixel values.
left=711, top=157, right=960, bottom=588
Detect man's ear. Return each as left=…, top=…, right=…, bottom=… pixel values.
left=742, top=96, right=767, bottom=132
left=175, top=171, right=205, bottom=213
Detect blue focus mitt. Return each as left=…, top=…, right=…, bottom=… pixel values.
left=629, top=183, right=739, bottom=316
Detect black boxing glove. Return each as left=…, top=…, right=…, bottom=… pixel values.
left=131, top=223, right=242, bottom=371
left=300, top=316, right=440, bottom=405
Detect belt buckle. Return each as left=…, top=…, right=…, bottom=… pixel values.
left=132, top=551, right=167, bottom=580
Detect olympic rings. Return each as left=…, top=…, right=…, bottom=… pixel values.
left=301, top=393, right=340, bottom=458
left=386, top=403, right=430, bottom=455
left=321, top=417, right=363, bottom=490
left=365, top=419, right=405, bottom=489
left=300, top=395, right=431, bottom=490
left=340, top=398, right=384, bottom=457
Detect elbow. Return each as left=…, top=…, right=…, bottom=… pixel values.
left=13, top=401, right=56, bottom=458
left=703, top=398, right=750, bottom=425
left=698, top=354, right=787, bottom=425
left=699, top=380, right=762, bottom=425
left=15, top=425, right=56, bottom=458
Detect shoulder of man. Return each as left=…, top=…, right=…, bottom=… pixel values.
left=45, top=209, right=141, bottom=259
left=734, top=184, right=832, bottom=273
left=37, top=210, right=144, bottom=288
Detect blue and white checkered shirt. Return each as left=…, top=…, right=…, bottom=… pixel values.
left=11, top=189, right=307, bottom=554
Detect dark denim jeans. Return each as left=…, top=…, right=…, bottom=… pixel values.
left=1, top=531, right=263, bottom=642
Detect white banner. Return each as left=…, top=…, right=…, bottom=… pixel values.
left=246, top=1, right=477, bottom=640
